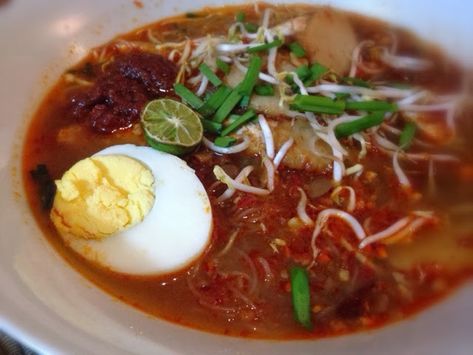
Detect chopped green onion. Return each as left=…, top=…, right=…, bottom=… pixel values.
left=198, top=85, right=232, bottom=117
left=295, top=65, right=311, bottom=81
left=238, top=55, right=262, bottom=96
left=213, top=89, right=242, bottom=123
left=290, top=94, right=345, bottom=115
left=345, top=100, right=397, bottom=112
left=214, top=136, right=237, bottom=147
left=199, top=63, right=222, bottom=87
left=285, top=66, right=310, bottom=93
left=221, top=110, right=256, bottom=136
left=202, top=119, right=222, bottom=134
left=335, top=112, right=385, bottom=138
left=247, top=38, right=283, bottom=53
left=288, top=41, right=306, bottom=58
left=235, top=11, right=245, bottom=22
left=390, top=82, right=412, bottom=89
left=244, top=22, right=259, bottom=33
left=290, top=266, right=312, bottom=329
left=304, top=63, right=328, bottom=86
left=254, top=84, right=274, bottom=96
left=342, top=77, right=372, bottom=88
left=216, top=58, right=230, bottom=75
left=335, top=92, right=350, bottom=100
left=240, top=95, right=251, bottom=109
left=399, top=122, right=417, bottom=150
left=226, top=114, right=241, bottom=125
left=173, top=83, right=204, bottom=109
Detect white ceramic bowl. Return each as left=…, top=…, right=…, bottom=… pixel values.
left=1, top=1, right=472, bottom=354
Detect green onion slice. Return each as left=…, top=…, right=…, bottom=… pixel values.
left=238, top=55, right=262, bottom=96
left=304, top=63, right=329, bottom=86
left=198, top=85, right=232, bottom=117
left=235, top=11, right=245, bottom=22
left=173, top=83, right=204, bottom=109
left=216, top=58, right=230, bottom=75
left=342, top=77, right=372, bottom=88
left=345, top=100, right=397, bottom=112
left=288, top=41, right=306, bottom=58
left=290, top=94, right=345, bottom=115
left=290, top=266, right=312, bottom=329
left=334, top=112, right=385, bottom=138
left=244, top=22, right=259, bottom=33
left=399, top=122, right=417, bottom=150
left=214, top=136, right=237, bottom=147
left=220, top=109, right=256, bottom=136
left=239, top=95, right=250, bottom=109
left=201, top=119, right=222, bottom=134
left=295, top=65, right=311, bottom=81
left=254, top=84, right=274, bottom=96
left=199, top=63, right=222, bottom=87
left=247, top=38, right=283, bottom=53
left=212, top=89, right=242, bottom=123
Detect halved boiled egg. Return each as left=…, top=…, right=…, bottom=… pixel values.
left=50, top=144, right=212, bottom=276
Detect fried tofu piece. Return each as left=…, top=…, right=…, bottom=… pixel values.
left=293, top=8, right=358, bottom=75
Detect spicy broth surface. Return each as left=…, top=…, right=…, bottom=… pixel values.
left=23, top=3, right=473, bottom=339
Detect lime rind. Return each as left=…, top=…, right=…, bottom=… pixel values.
left=144, top=131, right=194, bottom=155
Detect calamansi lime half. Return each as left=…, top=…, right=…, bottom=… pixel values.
left=141, top=99, right=203, bottom=155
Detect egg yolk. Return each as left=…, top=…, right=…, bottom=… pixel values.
left=50, top=155, right=155, bottom=240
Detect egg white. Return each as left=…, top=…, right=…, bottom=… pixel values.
left=60, top=144, right=212, bottom=276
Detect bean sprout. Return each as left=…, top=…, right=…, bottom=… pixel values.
left=380, top=49, right=432, bottom=71
left=307, top=83, right=414, bottom=99
left=262, top=156, right=275, bottom=191
left=233, top=58, right=279, bottom=84
left=214, top=166, right=270, bottom=195
left=217, top=166, right=254, bottom=202
left=331, top=186, right=356, bottom=212
left=393, top=151, right=411, bottom=188
left=203, top=136, right=250, bottom=154
left=196, top=76, right=209, bottom=96
left=273, top=138, right=294, bottom=169
left=296, top=187, right=314, bottom=225
left=309, top=209, right=366, bottom=268
left=258, top=114, right=275, bottom=159
left=359, top=213, right=434, bottom=248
